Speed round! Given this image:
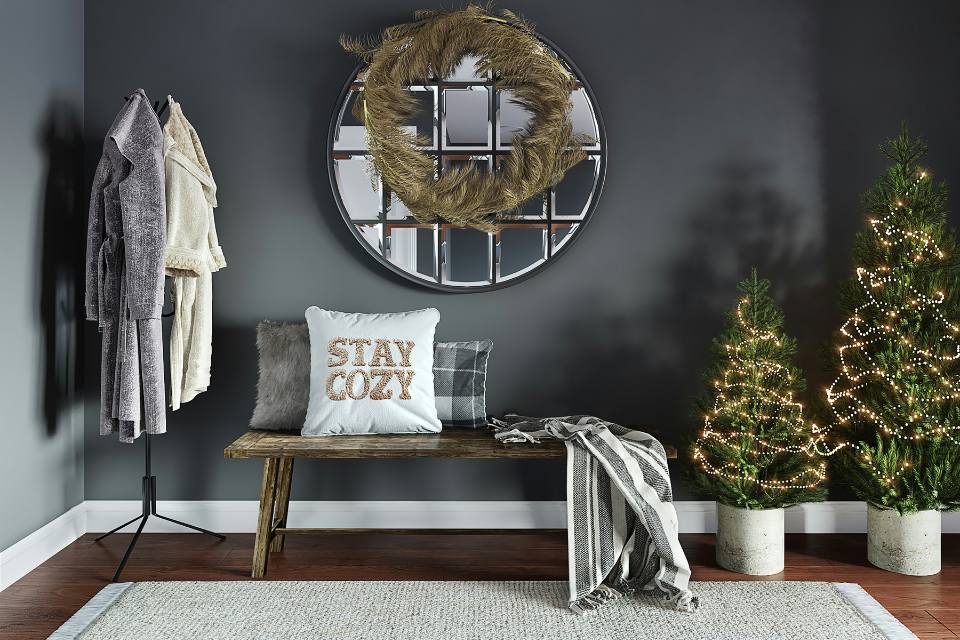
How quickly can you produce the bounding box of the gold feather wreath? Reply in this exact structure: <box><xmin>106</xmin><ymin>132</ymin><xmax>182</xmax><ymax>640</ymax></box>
<box><xmin>341</xmin><ymin>5</ymin><xmax>589</xmax><ymax>232</ymax></box>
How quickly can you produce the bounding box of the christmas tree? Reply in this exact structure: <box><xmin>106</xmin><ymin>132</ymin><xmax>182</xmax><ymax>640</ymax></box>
<box><xmin>691</xmin><ymin>269</ymin><xmax>828</xmax><ymax>509</ymax></box>
<box><xmin>827</xmin><ymin>128</ymin><xmax>960</xmax><ymax>513</ymax></box>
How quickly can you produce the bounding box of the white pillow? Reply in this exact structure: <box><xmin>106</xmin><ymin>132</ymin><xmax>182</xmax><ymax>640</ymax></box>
<box><xmin>302</xmin><ymin>307</ymin><xmax>442</xmax><ymax>435</ymax></box>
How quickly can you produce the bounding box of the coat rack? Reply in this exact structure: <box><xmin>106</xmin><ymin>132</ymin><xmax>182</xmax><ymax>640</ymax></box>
<box><xmin>94</xmin><ymin>95</ymin><xmax>225</xmax><ymax>583</ymax></box>
<box><xmin>94</xmin><ymin>432</ymin><xmax>225</xmax><ymax>581</ymax></box>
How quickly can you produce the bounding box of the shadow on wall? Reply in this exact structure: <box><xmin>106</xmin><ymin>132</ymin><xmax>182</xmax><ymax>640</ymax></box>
<box><xmin>165</xmin><ymin>323</ymin><xmax>260</xmax><ymax>498</ymax></box>
<box><xmin>535</xmin><ymin>158</ymin><xmax>826</xmax><ymax>463</ymax></box>
<box><xmin>640</xmin><ymin>157</ymin><xmax>828</xmax><ymax>426</ymax></box>
<box><xmin>36</xmin><ymin>99</ymin><xmax>85</xmax><ymax>438</ymax></box>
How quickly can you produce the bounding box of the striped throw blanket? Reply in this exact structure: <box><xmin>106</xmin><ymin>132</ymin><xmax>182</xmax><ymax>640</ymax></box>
<box><xmin>490</xmin><ymin>415</ymin><xmax>698</xmax><ymax>614</ymax></box>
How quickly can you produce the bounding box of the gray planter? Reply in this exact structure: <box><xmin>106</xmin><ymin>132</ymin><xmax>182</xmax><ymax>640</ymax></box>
<box><xmin>715</xmin><ymin>502</ymin><xmax>784</xmax><ymax>575</ymax></box>
<box><xmin>867</xmin><ymin>504</ymin><xmax>941</xmax><ymax>576</ymax></box>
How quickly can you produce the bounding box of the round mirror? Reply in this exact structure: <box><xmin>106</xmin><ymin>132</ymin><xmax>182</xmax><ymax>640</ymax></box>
<box><xmin>328</xmin><ymin>36</ymin><xmax>605</xmax><ymax>292</ymax></box>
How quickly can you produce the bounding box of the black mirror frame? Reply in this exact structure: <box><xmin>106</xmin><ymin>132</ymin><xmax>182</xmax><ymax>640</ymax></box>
<box><xmin>326</xmin><ymin>33</ymin><xmax>607</xmax><ymax>293</ymax></box>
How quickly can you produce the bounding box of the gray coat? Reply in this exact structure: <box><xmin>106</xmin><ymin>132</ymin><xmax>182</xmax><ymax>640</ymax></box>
<box><xmin>85</xmin><ymin>89</ymin><xmax>167</xmax><ymax>442</ymax></box>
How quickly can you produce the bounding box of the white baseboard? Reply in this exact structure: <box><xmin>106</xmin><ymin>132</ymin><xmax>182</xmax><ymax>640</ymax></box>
<box><xmin>4</xmin><ymin>500</ymin><xmax>960</xmax><ymax>592</ymax></box>
<box><xmin>84</xmin><ymin>500</ymin><xmax>570</xmax><ymax>533</ymax></box>
<box><xmin>82</xmin><ymin>499</ymin><xmax>960</xmax><ymax>534</ymax></box>
<box><xmin>0</xmin><ymin>503</ymin><xmax>86</xmax><ymax>590</ymax></box>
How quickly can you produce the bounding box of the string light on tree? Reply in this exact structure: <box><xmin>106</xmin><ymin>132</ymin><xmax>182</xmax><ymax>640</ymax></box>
<box><xmin>690</xmin><ymin>269</ymin><xmax>829</xmax><ymax>509</ymax></box>
<box><xmin>825</xmin><ymin>126</ymin><xmax>960</xmax><ymax>513</ymax></box>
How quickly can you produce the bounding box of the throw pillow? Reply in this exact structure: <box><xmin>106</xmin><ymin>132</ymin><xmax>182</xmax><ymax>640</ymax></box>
<box><xmin>249</xmin><ymin>321</ymin><xmax>310</xmax><ymax>432</ymax></box>
<box><xmin>433</xmin><ymin>340</ymin><xmax>493</xmax><ymax>428</ymax></box>
<box><xmin>302</xmin><ymin>307</ymin><xmax>442</xmax><ymax>435</ymax></box>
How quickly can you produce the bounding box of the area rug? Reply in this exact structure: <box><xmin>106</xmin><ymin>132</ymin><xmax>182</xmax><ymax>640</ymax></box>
<box><xmin>49</xmin><ymin>580</ymin><xmax>915</xmax><ymax>640</ymax></box>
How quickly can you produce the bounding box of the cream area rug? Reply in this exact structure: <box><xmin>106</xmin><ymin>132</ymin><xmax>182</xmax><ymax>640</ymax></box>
<box><xmin>49</xmin><ymin>580</ymin><xmax>915</xmax><ymax>640</ymax></box>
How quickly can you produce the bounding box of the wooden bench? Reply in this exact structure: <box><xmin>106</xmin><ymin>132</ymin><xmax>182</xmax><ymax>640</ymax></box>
<box><xmin>225</xmin><ymin>429</ymin><xmax>677</xmax><ymax>578</ymax></box>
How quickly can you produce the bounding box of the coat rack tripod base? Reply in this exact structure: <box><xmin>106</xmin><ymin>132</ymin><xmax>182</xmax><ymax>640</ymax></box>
<box><xmin>94</xmin><ymin>433</ymin><xmax>225</xmax><ymax>582</ymax></box>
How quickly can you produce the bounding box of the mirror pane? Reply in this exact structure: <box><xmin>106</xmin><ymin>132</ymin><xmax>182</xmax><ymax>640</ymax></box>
<box><xmin>554</xmin><ymin>157</ymin><xmax>599</xmax><ymax>218</ymax></box>
<box><xmin>570</xmin><ymin>88</ymin><xmax>599</xmax><ymax>146</ymax></box>
<box><xmin>335</xmin><ymin>156</ymin><xmax>381</xmax><ymax>219</ymax></box>
<box><xmin>444</xmin><ymin>227</ymin><xmax>492</xmax><ymax>284</ymax></box>
<box><xmin>444</xmin><ymin>87</ymin><xmax>490</xmax><ymax>148</ymax></box>
<box><xmin>335</xmin><ymin>127</ymin><xmax>368</xmax><ymax>151</ymax></box>
<box><xmin>356</xmin><ymin>224</ymin><xmax>383</xmax><ymax>254</ymax></box>
<box><xmin>498</xmin><ymin>226</ymin><xmax>547</xmax><ymax>279</ymax></box>
<box><xmin>552</xmin><ymin>223</ymin><xmax>579</xmax><ymax>252</ymax></box>
<box><xmin>497</xmin><ymin>90</ymin><xmax>532</xmax><ymax>146</ymax></box>
<box><xmin>406</xmin><ymin>88</ymin><xmax>437</xmax><ymax>147</ymax></box>
<box><xmin>387</xmin><ymin>191</ymin><xmax>413</xmax><ymax>220</ymax></box>
<box><xmin>447</xmin><ymin>54</ymin><xmax>486</xmax><ymax>81</ymax></box>
<box><xmin>334</xmin><ymin>91</ymin><xmax>367</xmax><ymax>150</ymax></box>
<box><xmin>514</xmin><ymin>192</ymin><xmax>546</xmax><ymax>219</ymax></box>
<box><xmin>387</xmin><ymin>226</ymin><xmax>437</xmax><ymax>279</ymax></box>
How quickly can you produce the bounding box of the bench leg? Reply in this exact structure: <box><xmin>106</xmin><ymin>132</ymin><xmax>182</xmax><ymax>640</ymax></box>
<box><xmin>252</xmin><ymin>457</ymin><xmax>280</xmax><ymax>578</ymax></box>
<box><xmin>270</xmin><ymin>458</ymin><xmax>294</xmax><ymax>553</ymax></box>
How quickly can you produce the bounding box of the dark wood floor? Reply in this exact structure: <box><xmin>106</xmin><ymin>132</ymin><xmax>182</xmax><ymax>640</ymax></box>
<box><xmin>1</xmin><ymin>533</ymin><xmax>957</xmax><ymax>639</ymax></box>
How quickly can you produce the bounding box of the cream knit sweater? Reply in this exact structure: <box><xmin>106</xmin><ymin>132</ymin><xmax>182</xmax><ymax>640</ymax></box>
<box><xmin>163</xmin><ymin>97</ymin><xmax>226</xmax><ymax>410</ymax></box>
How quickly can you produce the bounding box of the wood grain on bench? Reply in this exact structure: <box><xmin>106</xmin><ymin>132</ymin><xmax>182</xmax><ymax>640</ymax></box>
<box><xmin>224</xmin><ymin>428</ymin><xmax>678</xmax><ymax>460</ymax></box>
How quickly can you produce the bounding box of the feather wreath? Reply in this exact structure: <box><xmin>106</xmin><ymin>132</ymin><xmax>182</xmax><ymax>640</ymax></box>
<box><xmin>341</xmin><ymin>5</ymin><xmax>590</xmax><ymax>232</ymax></box>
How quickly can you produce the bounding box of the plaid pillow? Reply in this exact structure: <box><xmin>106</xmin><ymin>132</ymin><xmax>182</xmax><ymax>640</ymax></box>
<box><xmin>433</xmin><ymin>340</ymin><xmax>493</xmax><ymax>428</ymax></box>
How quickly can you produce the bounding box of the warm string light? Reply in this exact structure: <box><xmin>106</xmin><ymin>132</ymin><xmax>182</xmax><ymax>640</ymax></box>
<box><xmin>693</xmin><ymin>297</ymin><xmax>831</xmax><ymax>491</ymax></box>
<box><xmin>693</xmin><ymin>449</ymin><xmax>827</xmax><ymax>488</ymax></box>
<box><xmin>850</xmin><ymin>446</ymin><xmax>914</xmax><ymax>488</ymax></box>
<box><xmin>825</xmin><ymin>169</ymin><xmax>959</xmax><ymax>488</ymax></box>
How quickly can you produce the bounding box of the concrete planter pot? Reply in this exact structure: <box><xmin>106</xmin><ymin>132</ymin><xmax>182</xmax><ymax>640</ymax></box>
<box><xmin>867</xmin><ymin>505</ymin><xmax>941</xmax><ymax>576</ymax></box>
<box><xmin>715</xmin><ymin>502</ymin><xmax>784</xmax><ymax>575</ymax></box>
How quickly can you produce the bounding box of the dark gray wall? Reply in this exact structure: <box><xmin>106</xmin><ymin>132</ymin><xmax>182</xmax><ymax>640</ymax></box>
<box><xmin>0</xmin><ymin>0</ymin><xmax>84</xmax><ymax>549</ymax></box>
<box><xmin>83</xmin><ymin>0</ymin><xmax>960</xmax><ymax>503</ymax></box>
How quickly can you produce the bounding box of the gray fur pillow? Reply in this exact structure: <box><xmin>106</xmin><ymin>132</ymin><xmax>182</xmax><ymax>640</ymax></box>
<box><xmin>250</xmin><ymin>321</ymin><xmax>310</xmax><ymax>432</ymax></box>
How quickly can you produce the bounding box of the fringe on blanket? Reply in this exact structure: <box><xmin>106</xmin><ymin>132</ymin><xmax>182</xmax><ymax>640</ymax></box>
<box><xmin>571</xmin><ymin>581</ymin><xmax>699</xmax><ymax>615</ymax></box>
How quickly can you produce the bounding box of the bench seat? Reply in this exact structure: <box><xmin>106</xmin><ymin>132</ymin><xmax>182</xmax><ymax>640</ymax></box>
<box><xmin>225</xmin><ymin>428</ymin><xmax>677</xmax><ymax>459</ymax></box>
<box><xmin>225</xmin><ymin>428</ymin><xmax>676</xmax><ymax>577</ymax></box>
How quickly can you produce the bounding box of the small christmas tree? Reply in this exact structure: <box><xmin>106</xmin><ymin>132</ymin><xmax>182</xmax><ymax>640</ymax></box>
<box><xmin>691</xmin><ymin>269</ymin><xmax>828</xmax><ymax>509</ymax></box>
<box><xmin>827</xmin><ymin>127</ymin><xmax>960</xmax><ymax>514</ymax></box>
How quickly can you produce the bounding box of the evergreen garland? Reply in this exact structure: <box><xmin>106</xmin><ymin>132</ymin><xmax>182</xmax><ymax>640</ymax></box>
<box><xmin>827</xmin><ymin>127</ymin><xmax>960</xmax><ymax>514</ymax></box>
<box><xmin>691</xmin><ymin>269</ymin><xmax>828</xmax><ymax>509</ymax></box>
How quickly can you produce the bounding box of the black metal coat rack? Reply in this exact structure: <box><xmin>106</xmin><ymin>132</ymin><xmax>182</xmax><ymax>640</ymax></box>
<box><xmin>94</xmin><ymin>95</ymin><xmax>225</xmax><ymax>583</ymax></box>
<box><xmin>94</xmin><ymin>433</ymin><xmax>225</xmax><ymax>581</ymax></box>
